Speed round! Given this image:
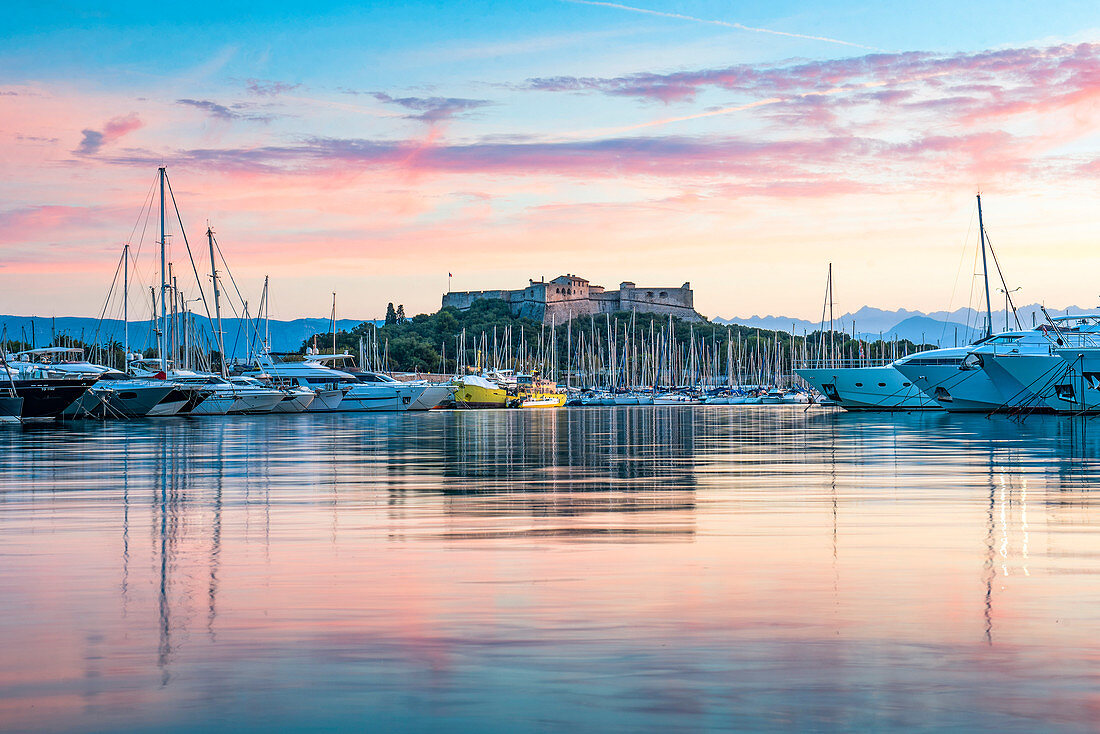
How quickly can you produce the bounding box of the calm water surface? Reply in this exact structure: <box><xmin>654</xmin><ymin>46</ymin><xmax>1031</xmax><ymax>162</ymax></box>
<box><xmin>1</xmin><ymin>407</ymin><xmax>1099</xmax><ymax>732</ymax></box>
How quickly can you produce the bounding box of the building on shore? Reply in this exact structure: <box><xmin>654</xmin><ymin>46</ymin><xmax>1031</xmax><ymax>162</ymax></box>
<box><xmin>442</xmin><ymin>274</ymin><xmax>703</xmax><ymax>324</ymax></box>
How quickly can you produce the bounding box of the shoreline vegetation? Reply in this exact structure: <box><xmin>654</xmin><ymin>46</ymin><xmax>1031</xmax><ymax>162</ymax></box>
<box><xmin>298</xmin><ymin>299</ymin><xmax>938</xmax><ymax>377</ymax></box>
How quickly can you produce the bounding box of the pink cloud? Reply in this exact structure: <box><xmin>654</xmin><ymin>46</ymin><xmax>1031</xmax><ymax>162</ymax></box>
<box><xmin>73</xmin><ymin>113</ymin><xmax>143</xmax><ymax>156</ymax></box>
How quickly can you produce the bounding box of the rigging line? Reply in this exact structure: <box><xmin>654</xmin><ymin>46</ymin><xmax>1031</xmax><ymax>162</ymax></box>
<box><xmin>982</xmin><ymin>230</ymin><xmax>1022</xmax><ymax>330</ymax></box>
<box><xmin>964</xmin><ymin>234</ymin><xmax>980</xmax><ymax>339</ymax></box>
<box><xmin>91</xmin><ymin>247</ymin><xmax>127</xmax><ymax>352</ymax></box>
<box><xmin>942</xmin><ymin>208</ymin><xmax>976</xmax><ymax>346</ymax></box>
<box><xmin>164</xmin><ymin>173</ymin><xmax>216</xmax><ymax>344</ymax></box>
<box><xmin>127</xmin><ymin>179</ymin><xmax>162</xmax><ymax>325</ymax></box>
<box><xmin>129</xmin><ymin>174</ymin><xmax>159</xmax><ymax>285</ymax></box>
<box><xmin>126</xmin><ymin>174</ymin><xmax>158</xmax><ymax>252</ymax></box>
<box><xmin>212</xmin><ymin>234</ymin><xmax>267</xmax><ymax>349</ymax></box>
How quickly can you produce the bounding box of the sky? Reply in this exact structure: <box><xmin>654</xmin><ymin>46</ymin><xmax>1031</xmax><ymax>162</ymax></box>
<box><xmin>1</xmin><ymin>1</ymin><xmax>1098</xmax><ymax>321</ymax></box>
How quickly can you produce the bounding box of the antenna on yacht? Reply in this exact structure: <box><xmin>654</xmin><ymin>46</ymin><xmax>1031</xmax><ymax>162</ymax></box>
<box><xmin>977</xmin><ymin>193</ymin><xmax>993</xmax><ymax>339</ymax></box>
<box><xmin>207</xmin><ymin>224</ymin><xmax>228</xmax><ymax>378</ymax></box>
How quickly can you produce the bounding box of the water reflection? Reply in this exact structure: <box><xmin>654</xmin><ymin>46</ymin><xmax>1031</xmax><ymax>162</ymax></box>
<box><xmin>1</xmin><ymin>408</ymin><xmax>1099</xmax><ymax>732</ymax></box>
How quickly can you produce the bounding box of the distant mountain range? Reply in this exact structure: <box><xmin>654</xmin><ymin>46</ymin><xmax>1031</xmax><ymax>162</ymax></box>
<box><xmin>0</xmin><ymin>315</ymin><xmax>380</xmax><ymax>358</ymax></box>
<box><xmin>714</xmin><ymin>303</ymin><xmax>1091</xmax><ymax>346</ymax></box>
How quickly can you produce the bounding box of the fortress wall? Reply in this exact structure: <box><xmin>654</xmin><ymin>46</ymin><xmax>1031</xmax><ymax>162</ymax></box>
<box><xmin>442</xmin><ymin>290</ymin><xmax>507</xmax><ymax>310</ymax></box>
<box><xmin>442</xmin><ymin>277</ymin><xmax>701</xmax><ymax>324</ymax></box>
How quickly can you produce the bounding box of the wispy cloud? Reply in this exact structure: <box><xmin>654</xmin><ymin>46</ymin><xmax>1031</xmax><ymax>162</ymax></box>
<box><xmin>176</xmin><ymin>98</ymin><xmax>276</xmax><ymax>123</ymax></box>
<box><xmin>523</xmin><ymin>42</ymin><xmax>1100</xmax><ymax>118</ymax></box>
<box><xmin>371</xmin><ymin>93</ymin><xmax>494</xmax><ymax>122</ymax></box>
<box><xmin>561</xmin><ymin>0</ymin><xmax>883</xmax><ymax>51</ymax></box>
<box><xmin>72</xmin><ymin>113</ymin><xmax>143</xmax><ymax>156</ymax></box>
<box><xmin>245</xmin><ymin>78</ymin><xmax>301</xmax><ymax>96</ymax></box>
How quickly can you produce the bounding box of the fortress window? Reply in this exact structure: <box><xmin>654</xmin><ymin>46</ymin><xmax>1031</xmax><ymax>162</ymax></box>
<box><xmin>660</xmin><ymin>291</ymin><xmax>667</xmax><ymax>298</ymax></box>
<box><xmin>647</xmin><ymin>291</ymin><xmax>654</xmax><ymax>298</ymax></box>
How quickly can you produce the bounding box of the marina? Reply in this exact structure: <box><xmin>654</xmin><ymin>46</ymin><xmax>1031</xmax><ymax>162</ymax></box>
<box><xmin>4</xmin><ymin>2</ymin><xmax>1100</xmax><ymax>730</ymax></box>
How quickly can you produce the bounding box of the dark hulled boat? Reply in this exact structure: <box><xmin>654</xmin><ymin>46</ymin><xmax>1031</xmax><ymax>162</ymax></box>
<box><xmin>0</xmin><ymin>394</ymin><xmax>22</xmax><ymax>423</ymax></box>
<box><xmin>12</xmin><ymin>377</ymin><xmax>98</xmax><ymax>419</ymax></box>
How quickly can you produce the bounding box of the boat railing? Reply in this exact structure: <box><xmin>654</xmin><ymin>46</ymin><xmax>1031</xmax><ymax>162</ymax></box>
<box><xmin>795</xmin><ymin>359</ymin><xmax>895</xmax><ymax>369</ymax></box>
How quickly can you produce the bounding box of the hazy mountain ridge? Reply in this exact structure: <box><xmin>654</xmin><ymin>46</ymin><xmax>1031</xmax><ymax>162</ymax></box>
<box><xmin>715</xmin><ymin>303</ymin><xmax>1092</xmax><ymax>345</ymax></box>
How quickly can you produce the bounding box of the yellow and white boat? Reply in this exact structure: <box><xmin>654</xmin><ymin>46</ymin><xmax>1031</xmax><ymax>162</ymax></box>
<box><xmin>514</xmin><ymin>374</ymin><xmax>566</xmax><ymax>409</ymax></box>
<box><xmin>452</xmin><ymin>374</ymin><xmax>509</xmax><ymax>408</ymax></box>
<box><xmin>451</xmin><ymin>372</ymin><xmax>566</xmax><ymax>409</ymax></box>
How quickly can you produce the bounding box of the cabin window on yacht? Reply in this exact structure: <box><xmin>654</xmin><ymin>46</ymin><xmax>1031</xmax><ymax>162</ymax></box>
<box><xmin>877</xmin><ymin>382</ymin><xmax>886</xmax><ymax>387</ymax></box>
<box><xmin>1055</xmin><ymin>384</ymin><xmax>1076</xmax><ymax>401</ymax></box>
<box><xmin>904</xmin><ymin>357</ymin><xmax>964</xmax><ymax>366</ymax></box>
<box><xmin>854</xmin><ymin>382</ymin><xmax>863</xmax><ymax>387</ymax></box>
<box><xmin>118</xmin><ymin>392</ymin><xmax>138</xmax><ymax>400</ymax></box>
<box><xmin>902</xmin><ymin>382</ymin><xmax>911</xmax><ymax>387</ymax></box>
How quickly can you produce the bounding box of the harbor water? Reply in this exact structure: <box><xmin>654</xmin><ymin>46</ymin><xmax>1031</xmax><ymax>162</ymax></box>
<box><xmin>1</xmin><ymin>407</ymin><xmax>1099</xmax><ymax>732</ymax></box>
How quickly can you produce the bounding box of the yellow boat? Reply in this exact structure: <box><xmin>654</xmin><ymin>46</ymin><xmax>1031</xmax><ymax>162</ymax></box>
<box><xmin>451</xmin><ymin>372</ymin><xmax>566</xmax><ymax>409</ymax></box>
<box><xmin>452</xmin><ymin>374</ymin><xmax>509</xmax><ymax>408</ymax></box>
<box><xmin>514</xmin><ymin>374</ymin><xmax>567</xmax><ymax>409</ymax></box>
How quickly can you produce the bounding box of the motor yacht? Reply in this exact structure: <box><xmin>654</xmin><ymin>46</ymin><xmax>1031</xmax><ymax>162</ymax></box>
<box><xmin>310</xmin><ymin>354</ymin><xmax>451</xmax><ymax>411</ymax></box>
<box><xmin>128</xmin><ymin>359</ymin><xmax>277</xmax><ymax>414</ymax></box>
<box><xmin>795</xmin><ymin>361</ymin><xmax>938</xmax><ymax>411</ymax></box>
<box><xmin>949</xmin><ymin>317</ymin><xmax>1100</xmax><ymax>413</ymax></box>
<box><xmin>0</xmin><ymin>361</ymin><xmax>98</xmax><ymax>419</ymax></box>
<box><xmin>12</xmin><ymin>348</ymin><xmax>177</xmax><ymax>418</ymax></box>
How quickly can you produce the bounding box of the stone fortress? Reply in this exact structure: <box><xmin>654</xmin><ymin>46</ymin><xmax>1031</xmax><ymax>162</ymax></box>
<box><xmin>442</xmin><ymin>274</ymin><xmax>702</xmax><ymax>324</ymax></box>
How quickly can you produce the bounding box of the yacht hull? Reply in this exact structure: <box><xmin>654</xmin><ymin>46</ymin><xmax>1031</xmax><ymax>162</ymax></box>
<box><xmin>272</xmin><ymin>392</ymin><xmax>316</xmax><ymax>413</ymax></box>
<box><xmin>90</xmin><ymin>383</ymin><xmax>176</xmax><ymax>418</ymax></box>
<box><xmin>229</xmin><ymin>392</ymin><xmax>285</xmax><ymax>414</ymax></box>
<box><xmin>0</xmin><ymin>396</ymin><xmax>22</xmax><ymax>423</ymax></box>
<box><xmin>13</xmin><ymin>378</ymin><xmax>98</xmax><ymax>419</ymax></box>
<box><xmin>407</xmin><ymin>385</ymin><xmax>453</xmax><ymax>411</ymax></box>
<box><xmin>147</xmin><ymin>388</ymin><xmax>193</xmax><ymax>416</ymax></box>
<box><xmin>796</xmin><ymin>367</ymin><xmax>938</xmax><ymax>411</ymax></box>
<box><xmin>306</xmin><ymin>388</ymin><xmax>345</xmax><ymax>412</ymax></box>
<box><xmin>60</xmin><ymin>391</ymin><xmax>106</xmax><ymax>419</ymax></box>
<box><xmin>190</xmin><ymin>394</ymin><xmax>236</xmax><ymax>415</ymax></box>
<box><xmin>893</xmin><ymin>362</ymin><xmax>1012</xmax><ymax>413</ymax></box>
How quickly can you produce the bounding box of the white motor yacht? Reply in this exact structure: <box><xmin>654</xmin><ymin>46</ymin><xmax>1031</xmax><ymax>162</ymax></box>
<box><xmin>957</xmin><ymin>316</ymin><xmax>1100</xmax><ymax>413</ymax></box>
<box><xmin>891</xmin><ymin>346</ymin><xmax>1010</xmax><ymax>413</ymax></box>
<box><xmin>129</xmin><ymin>359</ymin><xmax>280</xmax><ymax>414</ymax></box>
<box><xmin>257</xmin><ymin>353</ymin><xmax>443</xmax><ymax>412</ymax></box>
<box><xmin>310</xmin><ymin>354</ymin><xmax>450</xmax><ymax>411</ymax></box>
<box><xmin>796</xmin><ymin>362</ymin><xmax>938</xmax><ymax>411</ymax></box>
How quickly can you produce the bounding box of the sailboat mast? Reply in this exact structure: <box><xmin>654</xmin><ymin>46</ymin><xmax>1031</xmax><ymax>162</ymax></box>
<box><xmin>123</xmin><ymin>242</ymin><xmax>129</xmax><ymax>372</ymax></box>
<box><xmin>263</xmin><ymin>276</ymin><xmax>270</xmax><ymax>354</ymax></box>
<box><xmin>977</xmin><ymin>194</ymin><xmax>993</xmax><ymax>339</ymax></box>
<box><xmin>158</xmin><ymin>167</ymin><xmax>168</xmax><ymax>373</ymax></box>
<box><xmin>331</xmin><ymin>293</ymin><xmax>336</xmax><ymax>356</ymax></box>
<box><xmin>828</xmin><ymin>263</ymin><xmax>834</xmax><ymax>368</ymax></box>
<box><xmin>207</xmin><ymin>225</ymin><xmax>227</xmax><ymax>378</ymax></box>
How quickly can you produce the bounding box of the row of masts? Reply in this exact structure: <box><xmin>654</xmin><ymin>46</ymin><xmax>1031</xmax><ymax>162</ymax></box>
<box><xmin>348</xmin><ymin>313</ymin><xmax>895</xmax><ymax>389</ymax></box>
